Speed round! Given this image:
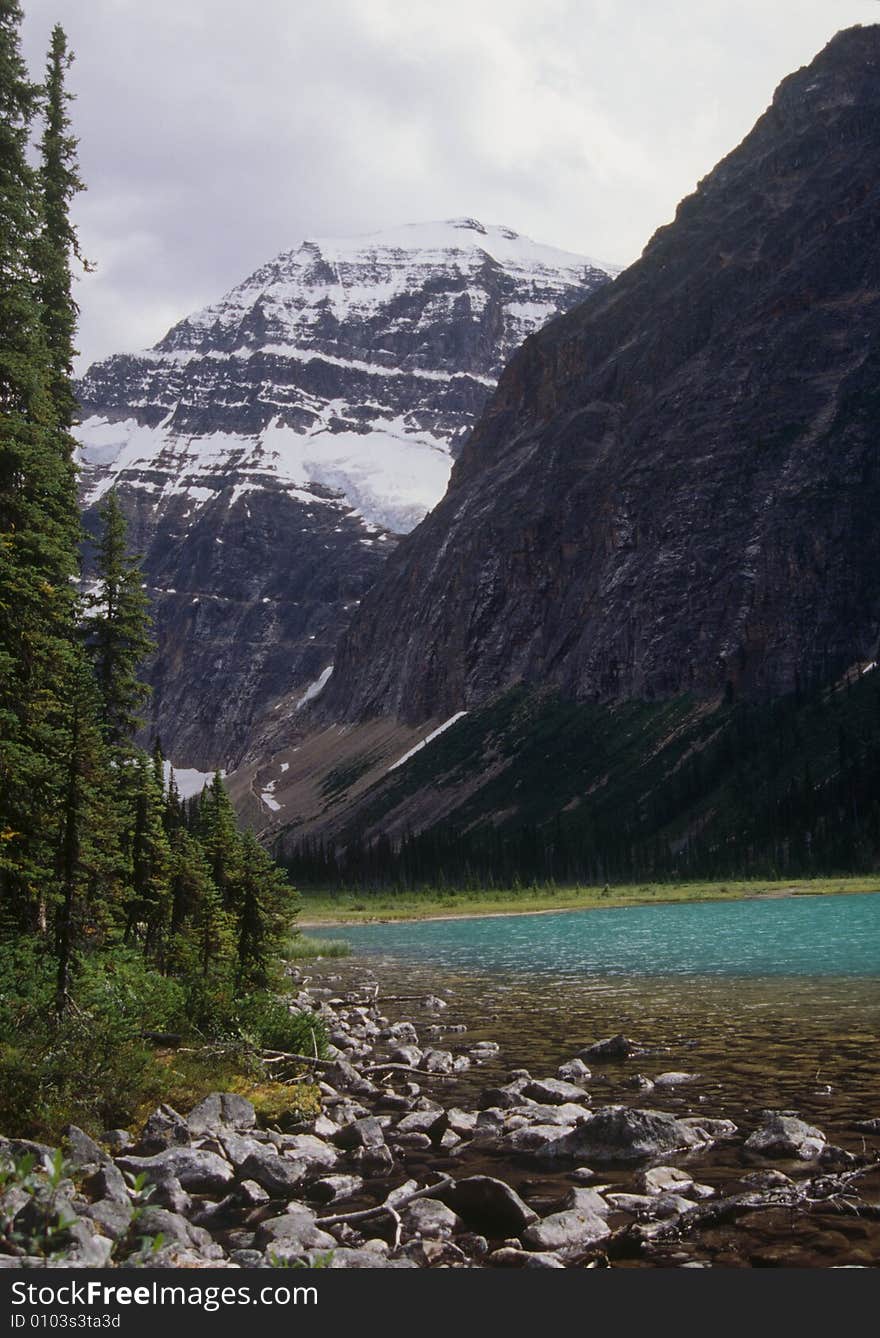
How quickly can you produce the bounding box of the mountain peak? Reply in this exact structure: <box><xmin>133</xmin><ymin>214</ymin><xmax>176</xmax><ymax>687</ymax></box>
<box><xmin>75</xmin><ymin>220</ymin><xmax>615</xmax><ymax>768</ymax></box>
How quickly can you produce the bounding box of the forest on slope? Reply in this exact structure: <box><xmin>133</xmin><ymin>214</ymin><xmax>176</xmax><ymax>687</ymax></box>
<box><xmin>0</xmin><ymin>4</ymin><xmax>318</xmax><ymax>1140</ymax></box>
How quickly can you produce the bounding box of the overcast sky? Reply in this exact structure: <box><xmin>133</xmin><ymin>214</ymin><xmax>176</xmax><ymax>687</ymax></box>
<box><xmin>21</xmin><ymin>0</ymin><xmax>880</xmax><ymax>371</ymax></box>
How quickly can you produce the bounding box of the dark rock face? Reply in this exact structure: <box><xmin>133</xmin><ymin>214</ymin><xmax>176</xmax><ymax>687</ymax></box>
<box><xmin>75</xmin><ymin>220</ymin><xmax>611</xmax><ymax>770</ymax></box>
<box><xmin>326</xmin><ymin>28</ymin><xmax>880</xmax><ymax>727</ymax></box>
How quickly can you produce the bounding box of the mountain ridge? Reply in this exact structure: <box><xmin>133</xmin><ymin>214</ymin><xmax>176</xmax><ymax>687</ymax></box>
<box><xmin>75</xmin><ymin>218</ymin><xmax>614</xmax><ymax>767</ymax></box>
<box><xmin>321</xmin><ymin>25</ymin><xmax>880</xmax><ymax>728</ymax></box>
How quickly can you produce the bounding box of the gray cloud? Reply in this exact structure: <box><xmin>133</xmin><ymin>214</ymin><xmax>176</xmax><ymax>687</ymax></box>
<box><xmin>21</xmin><ymin>0</ymin><xmax>880</xmax><ymax>370</ymax></box>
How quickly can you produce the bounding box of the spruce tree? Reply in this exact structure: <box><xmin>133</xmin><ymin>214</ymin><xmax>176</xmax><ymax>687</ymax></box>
<box><xmin>122</xmin><ymin>752</ymin><xmax>171</xmax><ymax>959</ymax></box>
<box><xmin>235</xmin><ymin>830</ymin><xmax>286</xmax><ymax>988</ymax></box>
<box><xmin>88</xmin><ymin>490</ymin><xmax>153</xmax><ymax>754</ymax></box>
<box><xmin>197</xmin><ymin>772</ymin><xmax>241</xmax><ymax>910</ymax></box>
<box><xmin>0</xmin><ymin>0</ymin><xmax>81</xmax><ymax>933</ymax></box>
<box><xmin>53</xmin><ymin>653</ymin><xmax>122</xmax><ymax>1010</ymax></box>
<box><xmin>35</xmin><ymin>23</ymin><xmax>88</xmax><ymax>433</ymax></box>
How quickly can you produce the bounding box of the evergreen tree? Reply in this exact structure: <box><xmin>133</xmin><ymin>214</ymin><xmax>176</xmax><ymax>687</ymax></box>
<box><xmin>122</xmin><ymin>753</ymin><xmax>171</xmax><ymax>959</ymax></box>
<box><xmin>35</xmin><ymin>23</ymin><xmax>88</xmax><ymax>432</ymax></box>
<box><xmin>235</xmin><ymin>829</ymin><xmax>296</xmax><ymax>988</ymax></box>
<box><xmin>197</xmin><ymin>772</ymin><xmax>241</xmax><ymax>910</ymax></box>
<box><xmin>0</xmin><ymin>0</ymin><xmax>81</xmax><ymax>933</ymax></box>
<box><xmin>87</xmin><ymin>490</ymin><xmax>153</xmax><ymax>753</ymax></box>
<box><xmin>53</xmin><ymin>653</ymin><xmax>122</xmax><ymax>1011</ymax></box>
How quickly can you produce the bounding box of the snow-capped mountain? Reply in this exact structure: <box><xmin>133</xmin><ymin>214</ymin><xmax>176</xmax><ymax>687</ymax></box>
<box><xmin>75</xmin><ymin>218</ymin><xmax>617</xmax><ymax>769</ymax></box>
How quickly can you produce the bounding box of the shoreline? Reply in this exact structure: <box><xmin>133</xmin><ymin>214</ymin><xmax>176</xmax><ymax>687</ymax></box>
<box><xmin>296</xmin><ymin>876</ymin><xmax>880</xmax><ymax>928</ymax></box>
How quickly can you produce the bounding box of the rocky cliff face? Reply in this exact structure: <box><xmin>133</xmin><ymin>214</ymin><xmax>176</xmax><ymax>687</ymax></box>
<box><xmin>324</xmin><ymin>27</ymin><xmax>880</xmax><ymax>728</ymax></box>
<box><xmin>75</xmin><ymin>220</ymin><xmax>613</xmax><ymax>767</ymax></box>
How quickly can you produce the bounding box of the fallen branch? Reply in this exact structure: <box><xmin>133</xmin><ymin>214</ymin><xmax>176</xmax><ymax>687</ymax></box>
<box><xmin>259</xmin><ymin>1049</ymin><xmax>338</xmax><ymax>1070</ymax></box>
<box><xmin>361</xmin><ymin>1061</ymin><xmax>455</xmax><ymax>1079</ymax></box>
<box><xmin>317</xmin><ymin>1175</ymin><xmax>455</xmax><ymax>1227</ymax></box>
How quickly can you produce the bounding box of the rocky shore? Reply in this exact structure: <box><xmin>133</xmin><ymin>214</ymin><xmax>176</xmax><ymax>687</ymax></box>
<box><xmin>2</xmin><ymin>970</ymin><xmax>878</xmax><ymax>1269</ymax></box>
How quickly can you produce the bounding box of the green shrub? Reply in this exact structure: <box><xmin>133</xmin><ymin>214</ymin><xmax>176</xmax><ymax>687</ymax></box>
<box><xmin>281</xmin><ymin>935</ymin><xmax>352</xmax><ymax>960</ymax></box>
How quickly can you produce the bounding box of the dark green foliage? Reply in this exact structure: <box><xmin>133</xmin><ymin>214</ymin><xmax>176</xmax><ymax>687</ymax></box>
<box><xmin>284</xmin><ymin>672</ymin><xmax>880</xmax><ymax>890</ymax></box>
<box><xmin>35</xmin><ymin>23</ymin><xmax>88</xmax><ymax>431</ymax></box>
<box><xmin>0</xmin><ymin>7</ymin><xmax>303</xmax><ymax>1139</ymax></box>
<box><xmin>87</xmin><ymin>490</ymin><xmax>153</xmax><ymax>752</ymax></box>
<box><xmin>0</xmin><ymin>6</ymin><xmax>81</xmax><ymax>935</ymax></box>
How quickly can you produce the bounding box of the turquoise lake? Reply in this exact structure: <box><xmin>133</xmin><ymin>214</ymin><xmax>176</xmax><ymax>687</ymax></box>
<box><xmin>319</xmin><ymin>892</ymin><xmax>880</xmax><ymax>977</ymax></box>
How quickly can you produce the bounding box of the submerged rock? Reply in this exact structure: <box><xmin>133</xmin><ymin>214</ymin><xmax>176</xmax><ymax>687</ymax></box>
<box><xmin>540</xmin><ymin>1107</ymin><xmax>709</xmax><ymax>1164</ymax></box>
<box><xmin>744</xmin><ymin>1113</ymin><xmax>826</xmax><ymax>1160</ymax></box>
<box><xmin>578</xmin><ymin>1035</ymin><xmax>639</xmax><ymax>1061</ymax></box>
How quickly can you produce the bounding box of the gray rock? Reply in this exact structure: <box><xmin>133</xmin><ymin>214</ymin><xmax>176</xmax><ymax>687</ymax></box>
<box><xmin>421</xmin><ymin>1048</ymin><xmax>454</xmax><ymax>1073</ymax></box>
<box><xmin>116</xmin><ymin>1147</ymin><xmax>234</xmax><ymax>1194</ymax></box>
<box><xmin>82</xmin><ymin>1162</ymin><xmax>129</xmax><ymax>1205</ymax></box>
<box><xmin>605</xmin><ymin>1192</ymin><xmax>657</xmax><ymax>1214</ymax></box>
<box><xmin>654</xmin><ymin>1072</ymin><xmax>699</xmax><ymax>1087</ymax></box>
<box><xmin>523</xmin><ymin>1205</ymin><xmax>610</xmax><ymax>1254</ymax></box>
<box><xmin>240</xmin><ymin>1148</ymin><xmax>308</xmax><ymax>1198</ymax></box>
<box><xmin>557</xmin><ymin>1059</ymin><xmax>591</xmax><ymax>1084</ymax></box>
<box><xmin>740</xmin><ymin>1169</ymin><xmax>795</xmax><ymax>1190</ymax></box>
<box><xmin>389</xmin><ymin>1044</ymin><xmax>422</xmax><ymax>1067</ymax></box>
<box><xmin>480</xmin><ymin>1083</ymin><xmax>527</xmax><ymax>1110</ymax></box>
<box><xmin>486</xmin><ymin>1246</ymin><xmax>534</xmax><ymax>1267</ymax></box>
<box><xmin>395</xmin><ymin>1108</ymin><xmax>448</xmax><ymax>1139</ymax></box>
<box><xmin>403</xmin><ymin>1197</ymin><xmax>463</xmax><ymax>1239</ymax></box>
<box><xmin>101</xmin><ymin>1129</ymin><xmax>133</xmax><ymax>1153</ymax></box>
<box><xmin>237</xmin><ymin>1178</ymin><xmax>271</xmax><ymax>1206</ymax></box>
<box><xmin>393</xmin><ymin>1132</ymin><xmax>433</xmax><ymax>1151</ymax></box>
<box><xmin>636</xmin><ymin>1166</ymin><xmax>695</xmax><ymax>1197</ymax></box>
<box><xmin>447</xmin><ymin>1109</ymin><xmax>477</xmax><ymax>1137</ymax></box>
<box><xmin>562</xmin><ymin>1187</ymin><xmax>611</xmax><ymax>1217</ymax></box>
<box><xmin>348</xmin><ymin>1145</ymin><xmax>395</xmax><ymax>1176</ymax></box>
<box><xmin>682</xmin><ymin>1116</ymin><xmax>737</xmax><ymax>1139</ymax></box>
<box><xmin>280</xmin><ymin>1135</ymin><xmax>339</xmax><ymax>1172</ymax></box>
<box><xmin>81</xmin><ymin>1198</ymin><xmax>133</xmax><ymax>1241</ymax></box>
<box><xmin>326</xmin><ymin>1061</ymin><xmax>378</xmax><ymax>1097</ymax></box>
<box><xmin>440</xmin><ymin>1176</ymin><xmax>538</xmax><ymax>1235</ymax></box>
<box><xmin>626</xmin><ymin>1074</ymin><xmax>656</xmax><ymax>1093</ymax></box>
<box><xmin>148</xmin><ymin>1175</ymin><xmax>192</xmax><ymax>1216</ymax></box>
<box><xmin>218</xmin><ymin>1133</ymin><xmax>269</xmax><ymax>1171</ymax></box>
<box><xmin>140</xmin><ymin>1104</ymin><xmax>190</xmax><ymax>1152</ymax></box>
<box><xmin>744</xmin><ymin>1113</ymin><xmax>826</xmax><ymax>1160</ymax></box>
<box><xmin>229</xmin><ymin>1248</ymin><xmax>264</xmax><ymax>1267</ymax></box>
<box><xmin>570</xmin><ymin>1166</ymin><xmax>596</xmax><ymax>1183</ymax></box>
<box><xmin>384</xmin><ymin>1022</ymin><xmax>419</xmax><ymax>1044</ymax></box>
<box><xmin>64</xmin><ymin>1219</ymin><xmax>115</xmax><ymax>1267</ymax></box>
<box><xmin>187</xmin><ymin>1092</ymin><xmax>257</xmax><ymax>1136</ymax></box>
<box><xmin>334</xmin><ymin>1116</ymin><xmax>386</xmax><ymax>1151</ymax></box>
<box><xmin>307</xmin><ymin>1174</ymin><xmax>364</xmax><ymax>1205</ymax></box>
<box><xmin>503</xmin><ymin>1125</ymin><xmax>573</xmax><ymax>1153</ymax></box>
<box><xmin>515</xmin><ymin>1101</ymin><xmax>589</xmax><ymax>1127</ymax></box>
<box><xmin>256</xmin><ymin>1211</ymin><xmax>337</xmax><ymax>1258</ymax></box>
<box><xmin>578</xmin><ymin>1034</ymin><xmax>638</xmax><ymax>1061</ymax></box>
<box><xmin>304</xmin><ymin>1246</ymin><xmax>418</xmax><ymax>1268</ymax></box>
<box><xmin>540</xmin><ymin>1106</ymin><xmax>709</xmax><ymax>1164</ymax></box>
<box><xmin>135</xmin><ymin>1206</ymin><xmax>224</xmax><ymax>1258</ymax></box>
<box><xmin>522</xmin><ymin>1079</ymin><xmax>590</xmax><ymax>1106</ymax></box>
<box><xmin>62</xmin><ymin>1125</ymin><xmax>108</xmax><ymax>1169</ymax></box>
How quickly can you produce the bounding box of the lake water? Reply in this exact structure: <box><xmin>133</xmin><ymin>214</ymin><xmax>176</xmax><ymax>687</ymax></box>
<box><xmin>304</xmin><ymin>893</ymin><xmax>880</xmax><ymax>1265</ymax></box>
<box><xmin>322</xmin><ymin>892</ymin><xmax>880</xmax><ymax>977</ymax></box>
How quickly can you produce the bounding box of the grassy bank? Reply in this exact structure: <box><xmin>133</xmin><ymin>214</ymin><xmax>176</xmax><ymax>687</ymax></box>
<box><xmin>297</xmin><ymin>875</ymin><xmax>880</xmax><ymax>925</ymax></box>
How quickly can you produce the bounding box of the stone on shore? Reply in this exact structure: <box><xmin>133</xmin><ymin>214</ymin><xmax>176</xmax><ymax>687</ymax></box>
<box><xmin>440</xmin><ymin>1176</ymin><xmax>538</xmax><ymax>1235</ymax></box>
<box><xmin>744</xmin><ymin>1113</ymin><xmax>826</xmax><ymax>1160</ymax></box>
<box><xmin>540</xmin><ymin>1107</ymin><xmax>709</xmax><ymax>1164</ymax></box>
